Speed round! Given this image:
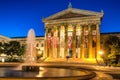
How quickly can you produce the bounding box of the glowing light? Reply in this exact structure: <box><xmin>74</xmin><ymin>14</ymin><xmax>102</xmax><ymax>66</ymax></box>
<box><xmin>99</xmin><ymin>51</ymin><xmax>103</xmax><ymax>55</ymax></box>
<box><xmin>2</xmin><ymin>58</ymin><xmax>5</xmax><ymax>62</ymax></box>
<box><xmin>38</xmin><ymin>51</ymin><xmax>42</xmax><ymax>55</ymax></box>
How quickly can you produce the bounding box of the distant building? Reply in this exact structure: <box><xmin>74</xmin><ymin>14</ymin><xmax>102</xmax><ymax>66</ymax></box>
<box><xmin>0</xmin><ymin>35</ymin><xmax>44</xmax><ymax>56</ymax></box>
<box><xmin>0</xmin><ymin>35</ymin><xmax>11</xmax><ymax>43</ymax></box>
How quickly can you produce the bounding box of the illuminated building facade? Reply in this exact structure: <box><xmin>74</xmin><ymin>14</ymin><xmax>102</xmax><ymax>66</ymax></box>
<box><xmin>42</xmin><ymin>6</ymin><xmax>104</xmax><ymax>60</ymax></box>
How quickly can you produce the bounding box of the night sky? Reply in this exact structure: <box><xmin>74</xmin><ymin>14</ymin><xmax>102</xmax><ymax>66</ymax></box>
<box><xmin>0</xmin><ymin>0</ymin><xmax>120</xmax><ymax>37</ymax></box>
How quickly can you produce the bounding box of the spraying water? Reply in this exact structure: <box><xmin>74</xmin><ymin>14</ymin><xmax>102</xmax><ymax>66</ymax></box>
<box><xmin>25</xmin><ymin>28</ymin><xmax>36</xmax><ymax>63</ymax></box>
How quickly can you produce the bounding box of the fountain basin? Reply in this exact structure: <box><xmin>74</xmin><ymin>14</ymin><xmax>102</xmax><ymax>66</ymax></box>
<box><xmin>0</xmin><ymin>66</ymin><xmax>96</xmax><ymax>80</ymax></box>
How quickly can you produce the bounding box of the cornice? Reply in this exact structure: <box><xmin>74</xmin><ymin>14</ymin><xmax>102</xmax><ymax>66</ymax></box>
<box><xmin>42</xmin><ymin>8</ymin><xmax>103</xmax><ymax>22</ymax></box>
<box><xmin>0</xmin><ymin>35</ymin><xmax>11</xmax><ymax>41</ymax></box>
<box><xmin>44</xmin><ymin>17</ymin><xmax>100</xmax><ymax>27</ymax></box>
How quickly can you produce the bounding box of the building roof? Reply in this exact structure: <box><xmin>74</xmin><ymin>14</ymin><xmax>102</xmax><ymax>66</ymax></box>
<box><xmin>11</xmin><ymin>36</ymin><xmax>44</xmax><ymax>39</ymax></box>
<box><xmin>0</xmin><ymin>35</ymin><xmax>11</xmax><ymax>41</ymax></box>
<box><xmin>42</xmin><ymin>7</ymin><xmax>104</xmax><ymax>22</ymax></box>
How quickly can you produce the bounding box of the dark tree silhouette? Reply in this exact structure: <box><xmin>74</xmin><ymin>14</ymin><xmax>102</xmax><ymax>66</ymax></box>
<box><xmin>104</xmin><ymin>35</ymin><xmax>120</xmax><ymax>66</ymax></box>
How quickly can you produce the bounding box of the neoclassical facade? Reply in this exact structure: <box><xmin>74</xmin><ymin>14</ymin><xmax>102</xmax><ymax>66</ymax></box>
<box><xmin>43</xmin><ymin>7</ymin><xmax>104</xmax><ymax>60</ymax></box>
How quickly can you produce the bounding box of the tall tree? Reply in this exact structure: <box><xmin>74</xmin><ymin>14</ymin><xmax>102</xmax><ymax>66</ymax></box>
<box><xmin>4</xmin><ymin>41</ymin><xmax>25</xmax><ymax>56</ymax></box>
<box><xmin>104</xmin><ymin>35</ymin><xmax>120</xmax><ymax>65</ymax></box>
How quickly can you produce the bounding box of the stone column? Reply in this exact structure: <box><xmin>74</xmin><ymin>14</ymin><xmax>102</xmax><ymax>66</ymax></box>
<box><xmin>72</xmin><ymin>25</ymin><xmax>76</xmax><ymax>58</ymax></box>
<box><xmin>49</xmin><ymin>28</ymin><xmax>53</xmax><ymax>58</ymax></box>
<box><xmin>64</xmin><ymin>25</ymin><xmax>68</xmax><ymax>58</ymax></box>
<box><xmin>81</xmin><ymin>25</ymin><xmax>84</xmax><ymax>59</ymax></box>
<box><xmin>88</xmin><ymin>24</ymin><xmax>92</xmax><ymax>58</ymax></box>
<box><xmin>44</xmin><ymin>27</ymin><xmax>48</xmax><ymax>57</ymax></box>
<box><xmin>79</xmin><ymin>25</ymin><xmax>82</xmax><ymax>58</ymax></box>
<box><xmin>47</xmin><ymin>27</ymin><xmax>51</xmax><ymax>58</ymax></box>
<box><xmin>76</xmin><ymin>24</ymin><xmax>81</xmax><ymax>58</ymax></box>
<box><xmin>67</xmin><ymin>24</ymin><xmax>73</xmax><ymax>58</ymax></box>
<box><xmin>57</xmin><ymin>26</ymin><xmax>60</xmax><ymax>58</ymax></box>
<box><xmin>60</xmin><ymin>25</ymin><xmax>65</xmax><ymax>58</ymax></box>
<box><xmin>53</xmin><ymin>26</ymin><xmax>58</xmax><ymax>58</ymax></box>
<box><xmin>96</xmin><ymin>23</ymin><xmax>101</xmax><ymax>59</ymax></box>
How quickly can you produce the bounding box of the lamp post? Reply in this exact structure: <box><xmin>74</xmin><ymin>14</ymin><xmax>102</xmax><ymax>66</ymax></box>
<box><xmin>99</xmin><ymin>51</ymin><xmax>103</xmax><ymax>56</ymax></box>
<box><xmin>99</xmin><ymin>51</ymin><xmax>104</xmax><ymax>66</ymax></box>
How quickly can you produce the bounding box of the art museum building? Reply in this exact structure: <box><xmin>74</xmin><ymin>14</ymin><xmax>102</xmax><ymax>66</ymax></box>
<box><xmin>0</xmin><ymin>5</ymin><xmax>119</xmax><ymax>62</ymax></box>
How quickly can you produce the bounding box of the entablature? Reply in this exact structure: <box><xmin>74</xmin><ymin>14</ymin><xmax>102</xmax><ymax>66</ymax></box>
<box><xmin>45</xmin><ymin>21</ymin><xmax>100</xmax><ymax>29</ymax></box>
<box><xmin>44</xmin><ymin>16</ymin><xmax>101</xmax><ymax>28</ymax></box>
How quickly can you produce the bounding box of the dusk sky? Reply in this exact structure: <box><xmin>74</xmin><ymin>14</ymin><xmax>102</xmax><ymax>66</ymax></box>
<box><xmin>0</xmin><ymin>0</ymin><xmax>120</xmax><ymax>37</ymax></box>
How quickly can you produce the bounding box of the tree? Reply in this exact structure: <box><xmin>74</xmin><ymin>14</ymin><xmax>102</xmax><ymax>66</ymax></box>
<box><xmin>0</xmin><ymin>42</ymin><xmax>4</xmax><ymax>54</ymax></box>
<box><xmin>104</xmin><ymin>35</ymin><xmax>120</xmax><ymax>66</ymax></box>
<box><xmin>4</xmin><ymin>41</ymin><xmax>25</xmax><ymax>56</ymax></box>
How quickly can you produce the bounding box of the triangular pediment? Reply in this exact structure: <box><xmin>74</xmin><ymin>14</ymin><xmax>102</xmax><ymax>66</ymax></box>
<box><xmin>53</xmin><ymin>12</ymin><xmax>92</xmax><ymax>19</ymax></box>
<box><xmin>43</xmin><ymin>8</ymin><xmax>103</xmax><ymax>21</ymax></box>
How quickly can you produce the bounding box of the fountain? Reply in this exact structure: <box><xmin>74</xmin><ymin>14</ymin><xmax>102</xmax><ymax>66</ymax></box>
<box><xmin>25</xmin><ymin>28</ymin><xmax>36</xmax><ymax>63</ymax></box>
<box><xmin>22</xmin><ymin>28</ymin><xmax>39</xmax><ymax>71</ymax></box>
<box><xmin>0</xmin><ymin>28</ymin><xmax>96</xmax><ymax>80</ymax></box>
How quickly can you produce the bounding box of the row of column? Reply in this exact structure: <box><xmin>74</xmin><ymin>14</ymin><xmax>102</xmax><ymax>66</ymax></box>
<box><xmin>44</xmin><ymin>23</ymin><xmax>101</xmax><ymax>59</ymax></box>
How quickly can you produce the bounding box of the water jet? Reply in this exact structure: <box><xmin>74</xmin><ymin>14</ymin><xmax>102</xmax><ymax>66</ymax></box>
<box><xmin>22</xmin><ymin>28</ymin><xmax>39</xmax><ymax>72</ymax></box>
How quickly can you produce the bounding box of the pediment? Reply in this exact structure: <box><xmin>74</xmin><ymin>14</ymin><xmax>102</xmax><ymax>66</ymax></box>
<box><xmin>43</xmin><ymin>8</ymin><xmax>103</xmax><ymax>21</ymax></box>
<box><xmin>53</xmin><ymin>12</ymin><xmax>92</xmax><ymax>19</ymax></box>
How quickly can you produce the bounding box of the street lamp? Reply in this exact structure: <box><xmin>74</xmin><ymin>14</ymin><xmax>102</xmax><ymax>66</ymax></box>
<box><xmin>1</xmin><ymin>58</ymin><xmax>5</xmax><ymax>62</ymax></box>
<box><xmin>99</xmin><ymin>51</ymin><xmax>105</xmax><ymax>66</ymax></box>
<box><xmin>1</xmin><ymin>53</ymin><xmax>6</xmax><ymax>62</ymax></box>
<box><xmin>99</xmin><ymin>51</ymin><xmax>104</xmax><ymax>59</ymax></box>
<box><xmin>99</xmin><ymin>51</ymin><xmax>103</xmax><ymax>56</ymax></box>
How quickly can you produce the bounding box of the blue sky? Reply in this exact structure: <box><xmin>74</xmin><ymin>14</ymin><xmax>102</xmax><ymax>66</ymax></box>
<box><xmin>0</xmin><ymin>0</ymin><xmax>120</xmax><ymax>37</ymax></box>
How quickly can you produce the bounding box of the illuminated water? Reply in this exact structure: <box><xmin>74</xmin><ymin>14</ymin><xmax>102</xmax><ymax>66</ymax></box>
<box><xmin>25</xmin><ymin>29</ymin><xmax>36</xmax><ymax>63</ymax></box>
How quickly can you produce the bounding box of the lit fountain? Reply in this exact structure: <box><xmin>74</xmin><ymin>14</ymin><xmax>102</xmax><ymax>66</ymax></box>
<box><xmin>0</xmin><ymin>28</ymin><xmax>96</xmax><ymax>80</ymax></box>
<box><xmin>22</xmin><ymin>28</ymin><xmax>39</xmax><ymax>71</ymax></box>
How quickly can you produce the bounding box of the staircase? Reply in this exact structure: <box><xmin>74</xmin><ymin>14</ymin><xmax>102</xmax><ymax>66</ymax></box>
<box><xmin>43</xmin><ymin>58</ymin><xmax>98</xmax><ymax>65</ymax></box>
